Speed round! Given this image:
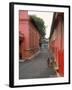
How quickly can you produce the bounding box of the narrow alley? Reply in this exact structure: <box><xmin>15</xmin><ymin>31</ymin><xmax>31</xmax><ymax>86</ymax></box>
<box><xmin>19</xmin><ymin>44</ymin><xmax>57</xmax><ymax>79</ymax></box>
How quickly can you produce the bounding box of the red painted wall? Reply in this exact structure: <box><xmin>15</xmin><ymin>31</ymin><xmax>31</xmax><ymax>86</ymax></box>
<box><xmin>19</xmin><ymin>10</ymin><xmax>30</xmax><ymax>59</ymax></box>
<box><xmin>49</xmin><ymin>13</ymin><xmax>64</xmax><ymax>76</ymax></box>
<box><xmin>19</xmin><ymin>10</ymin><xmax>30</xmax><ymax>49</ymax></box>
<box><xmin>29</xmin><ymin>21</ymin><xmax>40</xmax><ymax>50</ymax></box>
<box><xmin>19</xmin><ymin>10</ymin><xmax>40</xmax><ymax>60</ymax></box>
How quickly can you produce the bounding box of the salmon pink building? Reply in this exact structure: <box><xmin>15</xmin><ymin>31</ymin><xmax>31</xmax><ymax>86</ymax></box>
<box><xmin>19</xmin><ymin>10</ymin><xmax>40</xmax><ymax>60</ymax></box>
<box><xmin>49</xmin><ymin>13</ymin><xmax>64</xmax><ymax>76</ymax></box>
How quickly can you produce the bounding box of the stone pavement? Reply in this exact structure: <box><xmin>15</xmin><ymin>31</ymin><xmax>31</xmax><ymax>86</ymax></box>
<box><xmin>19</xmin><ymin>45</ymin><xmax>57</xmax><ymax>79</ymax></box>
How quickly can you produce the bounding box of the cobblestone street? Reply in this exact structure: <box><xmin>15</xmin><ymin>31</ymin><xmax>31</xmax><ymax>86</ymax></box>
<box><xmin>19</xmin><ymin>44</ymin><xmax>57</xmax><ymax>79</ymax></box>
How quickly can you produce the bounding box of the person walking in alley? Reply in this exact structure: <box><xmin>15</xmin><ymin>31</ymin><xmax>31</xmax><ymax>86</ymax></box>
<box><xmin>47</xmin><ymin>49</ymin><xmax>55</xmax><ymax>67</ymax></box>
<box><xmin>39</xmin><ymin>38</ymin><xmax>42</xmax><ymax>48</ymax></box>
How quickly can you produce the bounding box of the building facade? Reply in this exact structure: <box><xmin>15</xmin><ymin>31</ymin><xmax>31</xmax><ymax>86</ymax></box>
<box><xmin>49</xmin><ymin>13</ymin><xmax>64</xmax><ymax>76</ymax></box>
<box><xmin>19</xmin><ymin>10</ymin><xmax>40</xmax><ymax>60</ymax></box>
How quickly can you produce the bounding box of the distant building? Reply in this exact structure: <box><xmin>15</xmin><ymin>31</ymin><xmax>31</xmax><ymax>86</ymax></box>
<box><xmin>49</xmin><ymin>13</ymin><xmax>64</xmax><ymax>76</ymax></box>
<box><xmin>19</xmin><ymin>10</ymin><xmax>41</xmax><ymax>60</ymax></box>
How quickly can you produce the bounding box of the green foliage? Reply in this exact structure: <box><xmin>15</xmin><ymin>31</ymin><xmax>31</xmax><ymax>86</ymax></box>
<box><xmin>31</xmin><ymin>15</ymin><xmax>46</xmax><ymax>37</ymax></box>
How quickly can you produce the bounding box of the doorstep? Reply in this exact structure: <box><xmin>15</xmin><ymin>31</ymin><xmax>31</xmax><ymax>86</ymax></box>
<box><xmin>19</xmin><ymin>59</ymin><xmax>26</xmax><ymax>62</ymax></box>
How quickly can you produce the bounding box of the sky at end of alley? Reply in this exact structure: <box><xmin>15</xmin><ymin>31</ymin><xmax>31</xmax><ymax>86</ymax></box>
<box><xmin>28</xmin><ymin>11</ymin><xmax>54</xmax><ymax>39</ymax></box>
